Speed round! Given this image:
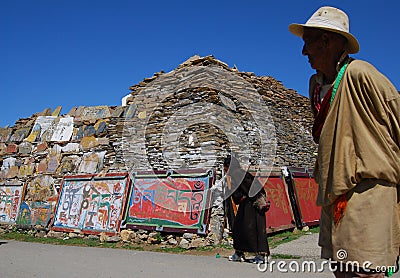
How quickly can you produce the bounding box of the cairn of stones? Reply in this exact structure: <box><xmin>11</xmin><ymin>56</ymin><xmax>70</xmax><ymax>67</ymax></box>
<box><xmin>0</xmin><ymin>55</ymin><xmax>317</xmax><ymax>248</ymax></box>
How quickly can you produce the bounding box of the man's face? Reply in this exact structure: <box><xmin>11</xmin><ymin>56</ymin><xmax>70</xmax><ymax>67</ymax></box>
<box><xmin>302</xmin><ymin>28</ymin><xmax>327</xmax><ymax>71</ymax></box>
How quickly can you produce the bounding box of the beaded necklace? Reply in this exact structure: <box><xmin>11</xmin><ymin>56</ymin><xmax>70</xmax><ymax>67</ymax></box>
<box><xmin>330</xmin><ymin>58</ymin><xmax>350</xmax><ymax>104</ymax></box>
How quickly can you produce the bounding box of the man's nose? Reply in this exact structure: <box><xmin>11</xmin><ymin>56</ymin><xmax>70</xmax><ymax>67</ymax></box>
<box><xmin>302</xmin><ymin>44</ymin><xmax>307</xmax><ymax>56</ymax></box>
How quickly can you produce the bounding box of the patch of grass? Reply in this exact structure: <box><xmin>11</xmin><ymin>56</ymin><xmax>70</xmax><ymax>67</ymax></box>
<box><xmin>156</xmin><ymin>246</ymin><xmax>187</xmax><ymax>253</ymax></box>
<box><xmin>271</xmin><ymin>254</ymin><xmax>301</xmax><ymax>259</ymax></box>
<box><xmin>1</xmin><ymin>231</ymin><xmax>55</xmax><ymax>243</ymax></box>
<box><xmin>268</xmin><ymin>226</ymin><xmax>319</xmax><ymax>249</ymax></box>
<box><xmin>0</xmin><ymin>226</ymin><xmax>319</xmax><ymax>257</ymax></box>
<box><xmin>218</xmin><ymin>243</ymin><xmax>234</xmax><ymax>250</ymax></box>
<box><xmin>197</xmin><ymin>243</ymin><xmax>233</xmax><ymax>250</ymax></box>
<box><xmin>0</xmin><ymin>231</ymin><xmax>102</xmax><ymax>247</ymax></box>
<box><xmin>155</xmin><ymin>232</ymin><xmax>164</xmax><ymax>242</ymax></box>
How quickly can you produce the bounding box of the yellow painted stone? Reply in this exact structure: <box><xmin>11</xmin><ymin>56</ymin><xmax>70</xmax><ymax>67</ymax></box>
<box><xmin>51</xmin><ymin>106</ymin><xmax>62</xmax><ymax>116</ymax></box>
<box><xmin>6</xmin><ymin>165</ymin><xmax>19</xmax><ymax>178</ymax></box>
<box><xmin>18</xmin><ymin>164</ymin><xmax>35</xmax><ymax>177</ymax></box>
<box><xmin>25</xmin><ymin>130</ymin><xmax>39</xmax><ymax>142</ymax></box>
<box><xmin>80</xmin><ymin>136</ymin><xmax>99</xmax><ymax>151</ymax></box>
<box><xmin>138</xmin><ymin>111</ymin><xmax>147</xmax><ymax>119</ymax></box>
<box><xmin>94</xmin><ymin>119</ymin><xmax>107</xmax><ymax>130</ymax></box>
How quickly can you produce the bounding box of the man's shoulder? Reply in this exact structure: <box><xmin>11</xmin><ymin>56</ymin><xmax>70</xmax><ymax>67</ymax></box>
<box><xmin>346</xmin><ymin>59</ymin><xmax>398</xmax><ymax>98</ymax></box>
<box><xmin>347</xmin><ymin>59</ymin><xmax>376</xmax><ymax>73</ymax></box>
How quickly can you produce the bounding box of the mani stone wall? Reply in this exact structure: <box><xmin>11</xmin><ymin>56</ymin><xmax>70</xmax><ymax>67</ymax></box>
<box><xmin>123</xmin><ymin>55</ymin><xmax>317</xmax><ymax>172</ymax></box>
<box><xmin>0</xmin><ymin>55</ymin><xmax>317</xmax><ymax>190</ymax></box>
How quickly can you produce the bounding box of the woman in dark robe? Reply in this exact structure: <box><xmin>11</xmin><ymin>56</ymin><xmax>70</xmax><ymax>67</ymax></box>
<box><xmin>223</xmin><ymin>155</ymin><xmax>270</xmax><ymax>263</ymax></box>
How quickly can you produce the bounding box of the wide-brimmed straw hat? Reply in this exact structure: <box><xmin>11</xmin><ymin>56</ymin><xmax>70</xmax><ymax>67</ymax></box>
<box><xmin>289</xmin><ymin>6</ymin><xmax>359</xmax><ymax>54</ymax></box>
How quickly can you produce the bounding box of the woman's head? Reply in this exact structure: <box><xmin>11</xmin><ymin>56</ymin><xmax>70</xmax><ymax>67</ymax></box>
<box><xmin>223</xmin><ymin>155</ymin><xmax>241</xmax><ymax>172</ymax></box>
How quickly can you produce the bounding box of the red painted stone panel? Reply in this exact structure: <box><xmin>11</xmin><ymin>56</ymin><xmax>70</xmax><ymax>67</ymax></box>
<box><xmin>291</xmin><ymin>174</ymin><xmax>321</xmax><ymax>226</ymax></box>
<box><xmin>257</xmin><ymin>172</ymin><xmax>295</xmax><ymax>233</ymax></box>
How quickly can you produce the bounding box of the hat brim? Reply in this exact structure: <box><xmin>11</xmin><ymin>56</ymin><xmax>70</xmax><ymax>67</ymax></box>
<box><xmin>289</xmin><ymin>23</ymin><xmax>359</xmax><ymax>54</ymax></box>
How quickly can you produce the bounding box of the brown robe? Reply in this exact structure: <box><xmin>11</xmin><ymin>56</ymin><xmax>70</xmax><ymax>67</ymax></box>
<box><xmin>310</xmin><ymin>60</ymin><xmax>400</xmax><ymax>269</ymax></box>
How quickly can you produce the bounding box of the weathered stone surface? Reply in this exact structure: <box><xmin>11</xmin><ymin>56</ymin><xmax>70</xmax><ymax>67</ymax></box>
<box><xmin>41</xmin><ymin>118</ymin><xmax>58</xmax><ymax>142</ymax></box>
<box><xmin>120</xmin><ymin>229</ymin><xmax>135</xmax><ymax>242</ymax></box>
<box><xmin>183</xmin><ymin>233</ymin><xmax>196</xmax><ymax>240</ymax></box>
<box><xmin>123</xmin><ymin>104</ymin><xmax>137</xmax><ymax>118</ymax></box>
<box><xmin>74</xmin><ymin>126</ymin><xmax>85</xmax><ymax>141</ymax></box>
<box><xmin>121</xmin><ymin>56</ymin><xmax>316</xmax><ymax>172</ymax></box>
<box><xmin>56</xmin><ymin>155</ymin><xmax>81</xmax><ymax>175</ymax></box>
<box><xmin>0</xmin><ymin>128</ymin><xmax>12</xmax><ymax>142</ymax></box>
<box><xmin>99</xmin><ymin>232</ymin><xmax>108</xmax><ymax>243</ymax></box>
<box><xmin>147</xmin><ymin>232</ymin><xmax>161</xmax><ymax>244</ymax></box>
<box><xmin>35</xmin><ymin>142</ymin><xmax>49</xmax><ymax>153</ymax></box>
<box><xmin>0</xmin><ymin>143</ymin><xmax>6</xmax><ymax>155</ymax></box>
<box><xmin>111</xmin><ymin>106</ymin><xmax>124</xmax><ymax>118</ymax></box>
<box><xmin>1</xmin><ymin>157</ymin><xmax>16</xmax><ymax>170</ymax></box>
<box><xmin>78</xmin><ymin>152</ymin><xmax>99</xmax><ymax>174</ymax></box>
<box><xmin>83</xmin><ymin>125</ymin><xmax>96</xmax><ymax>137</ymax></box>
<box><xmin>18</xmin><ymin>142</ymin><xmax>32</xmax><ymax>155</ymax></box>
<box><xmin>47</xmin><ymin>230</ymin><xmax>65</xmax><ymax>239</ymax></box>
<box><xmin>68</xmin><ymin>232</ymin><xmax>79</xmax><ymax>239</ymax></box>
<box><xmin>50</xmin><ymin>116</ymin><xmax>74</xmax><ymax>142</ymax></box>
<box><xmin>179</xmin><ymin>238</ymin><xmax>190</xmax><ymax>249</ymax></box>
<box><xmin>37</xmin><ymin>159</ymin><xmax>48</xmax><ymax>173</ymax></box>
<box><xmin>106</xmin><ymin>236</ymin><xmax>121</xmax><ymax>243</ymax></box>
<box><xmin>35</xmin><ymin>230</ymin><xmax>47</xmax><ymax>238</ymax></box>
<box><xmin>6</xmin><ymin>165</ymin><xmax>18</xmax><ymax>178</ymax></box>
<box><xmin>9</xmin><ymin>127</ymin><xmax>31</xmax><ymax>142</ymax></box>
<box><xmin>18</xmin><ymin>164</ymin><xmax>35</xmax><ymax>178</ymax></box>
<box><xmin>51</xmin><ymin>106</ymin><xmax>62</xmax><ymax>117</ymax></box>
<box><xmin>190</xmin><ymin>237</ymin><xmax>207</xmax><ymax>248</ymax></box>
<box><xmin>97</xmin><ymin>137</ymin><xmax>109</xmax><ymax>145</ymax></box>
<box><xmin>77</xmin><ymin>106</ymin><xmax>111</xmax><ymax>122</ymax></box>
<box><xmin>28</xmin><ymin>116</ymin><xmax>57</xmax><ymax>142</ymax></box>
<box><xmin>67</xmin><ymin>107</ymin><xmax>78</xmax><ymax>116</ymax></box>
<box><xmin>61</xmin><ymin>143</ymin><xmax>80</xmax><ymax>153</ymax></box>
<box><xmin>94</xmin><ymin>120</ymin><xmax>107</xmax><ymax>135</ymax></box>
<box><xmin>47</xmin><ymin>154</ymin><xmax>60</xmax><ymax>173</ymax></box>
<box><xmin>39</xmin><ymin>108</ymin><xmax>52</xmax><ymax>116</ymax></box>
<box><xmin>6</xmin><ymin>144</ymin><xmax>17</xmax><ymax>154</ymax></box>
<box><xmin>25</xmin><ymin>175</ymin><xmax>57</xmax><ymax>202</ymax></box>
<box><xmin>168</xmin><ymin>237</ymin><xmax>178</xmax><ymax>245</ymax></box>
<box><xmin>80</xmin><ymin>136</ymin><xmax>99</xmax><ymax>151</ymax></box>
<box><xmin>74</xmin><ymin>106</ymin><xmax>85</xmax><ymax>117</ymax></box>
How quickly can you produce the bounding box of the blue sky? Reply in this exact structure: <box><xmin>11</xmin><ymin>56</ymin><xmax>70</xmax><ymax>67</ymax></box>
<box><xmin>1</xmin><ymin>0</ymin><xmax>399</xmax><ymax>127</ymax></box>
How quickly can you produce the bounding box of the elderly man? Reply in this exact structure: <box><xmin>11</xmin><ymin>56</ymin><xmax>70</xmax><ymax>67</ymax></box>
<box><xmin>289</xmin><ymin>6</ymin><xmax>400</xmax><ymax>278</ymax></box>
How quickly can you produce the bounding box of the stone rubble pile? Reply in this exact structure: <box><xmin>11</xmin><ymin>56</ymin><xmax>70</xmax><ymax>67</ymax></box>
<box><xmin>123</xmin><ymin>55</ymin><xmax>317</xmax><ymax>171</ymax></box>
<box><xmin>0</xmin><ymin>225</ymin><xmax>232</xmax><ymax>249</ymax></box>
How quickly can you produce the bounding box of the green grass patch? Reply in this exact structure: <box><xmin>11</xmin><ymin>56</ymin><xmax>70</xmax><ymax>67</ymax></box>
<box><xmin>0</xmin><ymin>226</ymin><xmax>319</xmax><ymax>256</ymax></box>
<box><xmin>271</xmin><ymin>254</ymin><xmax>301</xmax><ymax>259</ymax></box>
<box><xmin>156</xmin><ymin>246</ymin><xmax>187</xmax><ymax>253</ymax></box>
<box><xmin>268</xmin><ymin>226</ymin><xmax>319</xmax><ymax>249</ymax></box>
<box><xmin>0</xmin><ymin>231</ymin><xmax>103</xmax><ymax>247</ymax></box>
